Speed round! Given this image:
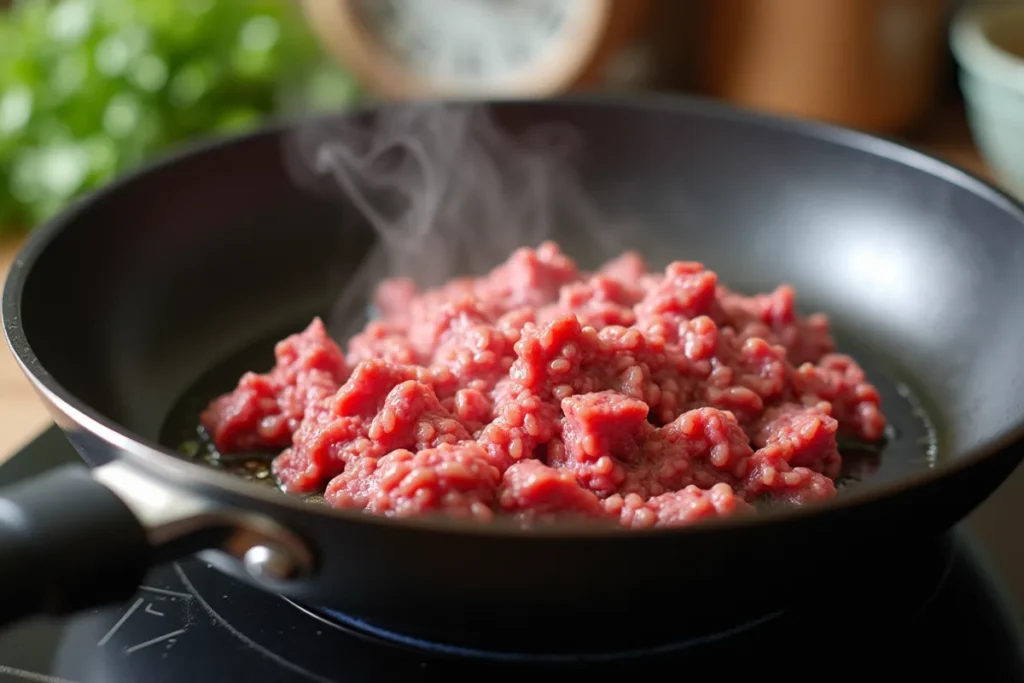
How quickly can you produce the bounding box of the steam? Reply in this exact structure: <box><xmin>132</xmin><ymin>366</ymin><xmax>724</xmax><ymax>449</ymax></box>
<box><xmin>289</xmin><ymin>103</ymin><xmax>628</xmax><ymax>339</ymax></box>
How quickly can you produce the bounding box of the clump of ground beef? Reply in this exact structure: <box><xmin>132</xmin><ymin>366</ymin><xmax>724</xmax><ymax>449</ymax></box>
<box><xmin>201</xmin><ymin>242</ymin><xmax>886</xmax><ymax>529</ymax></box>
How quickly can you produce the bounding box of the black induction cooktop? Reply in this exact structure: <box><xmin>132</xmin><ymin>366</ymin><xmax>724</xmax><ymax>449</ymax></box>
<box><xmin>1</xmin><ymin>427</ymin><xmax>1023</xmax><ymax>682</ymax></box>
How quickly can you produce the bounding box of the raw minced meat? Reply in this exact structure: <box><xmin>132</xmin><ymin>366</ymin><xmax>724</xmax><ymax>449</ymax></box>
<box><xmin>199</xmin><ymin>318</ymin><xmax>348</xmax><ymax>453</ymax></box>
<box><xmin>497</xmin><ymin>459</ymin><xmax>608</xmax><ymax>524</ymax></box>
<box><xmin>201</xmin><ymin>242</ymin><xmax>887</xmax><ymax>529</ymax></box>
<box><xmin>605</xmin><ymin>483</ymin><xmax>753</xmax><ymax>529</ymax></box>
<box><xmin>325</xmin><ymin>442</ymin><xmax>500</xmax><ymax>521</ymax></box>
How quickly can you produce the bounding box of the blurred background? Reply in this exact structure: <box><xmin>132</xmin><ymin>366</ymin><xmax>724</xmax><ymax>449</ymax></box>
<box><xmin>0</xmin><ymin>0</ymin><xmax>1019</xmax><ymax>452</ymax></box>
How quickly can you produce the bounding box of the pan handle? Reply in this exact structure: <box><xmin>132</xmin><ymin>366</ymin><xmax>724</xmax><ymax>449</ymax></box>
<box><xmin>0</xmin><ymin>464</ymin><xmax>150</xmax><ymax>627</ymax></box>
<box><xmin>0</xmin><ymin>461</ymin><xmax>316</xmax><ymax>629</ymax></box>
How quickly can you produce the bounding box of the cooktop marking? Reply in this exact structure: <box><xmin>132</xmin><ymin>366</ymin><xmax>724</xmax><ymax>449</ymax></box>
<box><xmin>139</xmin><ymin>586</ymin><xmax>192</xmax><ymax>600</ymax></box>
<box><xmin>124</xmin><ymin>629</ymin><xmax>187</xmax><ymax>655</ymax></box>
<box><xmin>173</xmin><ymin>563</ymin><xmax>336</xmax><ymax>683</ymax></box>
<box><xmin>96</xmin><ymin>598</ymin><xmax>144</xmax><ymax>647</ymax></box>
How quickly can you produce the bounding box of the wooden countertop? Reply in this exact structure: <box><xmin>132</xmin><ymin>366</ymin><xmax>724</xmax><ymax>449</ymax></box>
<box><xmin>0</xmin><ymin>238</ymin><xmax>52</xmax><ymax>455</ymax></box>
<box><xmin>0</xmin><ymin>106</ymin><xmax>998</xmax><ymax>461</ymax></box>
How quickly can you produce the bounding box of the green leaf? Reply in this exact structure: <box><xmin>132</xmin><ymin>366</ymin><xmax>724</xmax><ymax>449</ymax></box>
<box><xmin>0</xmin><ymin>0</ymin><xmax>363</xmax><ymax>232</ymax></box>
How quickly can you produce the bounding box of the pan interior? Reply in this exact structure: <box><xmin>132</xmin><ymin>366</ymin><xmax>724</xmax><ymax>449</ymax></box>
<box><xmin>11</xmin><ymin>98</ymin><xmax>1024</xmax><ymax>493</ymax></box>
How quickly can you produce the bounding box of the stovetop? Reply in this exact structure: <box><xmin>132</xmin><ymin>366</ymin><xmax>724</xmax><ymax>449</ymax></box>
<box><xmin>1</xmin><ymin>428</ymin><xmax>1024</xmax><ymax>682</ymax></box>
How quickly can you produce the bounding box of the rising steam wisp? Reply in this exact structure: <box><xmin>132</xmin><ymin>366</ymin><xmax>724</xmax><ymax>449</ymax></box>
<box><xmin>290</xmin><ymin>103</ymin><xmax>628</xmax><ymax>340</ymax></box>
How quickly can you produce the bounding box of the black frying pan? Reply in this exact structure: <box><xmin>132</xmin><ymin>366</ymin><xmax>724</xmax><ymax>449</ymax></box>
<box><xmin>2</xmin><ymin>95</ymin><xmax>1024</xmax><ymax>651</ymax></box>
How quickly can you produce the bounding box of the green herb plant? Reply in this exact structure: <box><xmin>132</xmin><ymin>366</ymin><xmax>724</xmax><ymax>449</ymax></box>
<box><xmin>0</xmin><ymin>0</ymin><xmax>361</xmax><ymax>233</ymax></box>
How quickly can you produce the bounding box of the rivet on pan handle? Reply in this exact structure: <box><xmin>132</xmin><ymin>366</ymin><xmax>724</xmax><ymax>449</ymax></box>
<box><xmin>0</xmin><ymin>459</ymin><xmax>318</xmax><ymax>629</ymax></box>
<box><xmin>91</xmin><ymin>460</ymin><xmax>317</xmax><ymax>583</ymax></box>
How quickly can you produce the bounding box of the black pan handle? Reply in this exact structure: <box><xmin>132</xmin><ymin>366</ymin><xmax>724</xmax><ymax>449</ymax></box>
<box><xmin>0</xmin><ymin>461</ymin><xmax>316</xmax><ymax>630</ymax></box>
<box><xmin>0</xmin><ymin>464</ymin><xmax>150</xmax><ymax>627</ymax></box>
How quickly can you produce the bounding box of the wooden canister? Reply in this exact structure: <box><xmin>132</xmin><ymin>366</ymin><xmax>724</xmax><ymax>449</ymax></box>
<box><xmin>700</xmin><ymin>0</ymin><xmax>951</xmax><ymax>134</ymax></box>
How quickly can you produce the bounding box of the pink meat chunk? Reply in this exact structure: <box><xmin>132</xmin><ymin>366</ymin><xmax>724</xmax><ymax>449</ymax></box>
<box><xmin>702</xmin><ymin>329</ymin><xmax>790</xmax><ymax>425</ymax></box>
<box><xmin>429</xmin><ymin>299</ymin><xmax>520</xmax><ymax>394</ymax></box>
<box><xmin>479</xmin><ymin>240</ymin><xmax>581</xmax><ymax>311</ymax></box>
<box><xmin>744</xmin><ymin>451</ymin><xmax>838</xmax><ymax>507</ymax></box>
<box><xmin>497</xmin><ymin>460</ymin><xmax>610</xmax><ymax>523</ymax></box>
<box><xmin>792</xmin><ymin>354</ymin><xmax>887</xmax><ymax>442</ymax></box>
<box><xmin>346</xmin><ymin>321</ymin><xmax>421</xmax><ymax>366</ymax></box>
<box><xmin>272</xmin><ymin>360</ymin><xmax>451</xmax><ymax>493</ymax></box>
<box><xmin>620</xmin><ymin>407</ymin><xmax>755</xmax><ymax>499</ymax></box>
<box><xmin>325</xmin><ymin>442</ymin><xmax>500</xmax><ymax>522</ymax></box>
<box><xmin>200</xmin><ymin>318</ymin><xmax>348</xmax><ymax>452</ymax></box>
<box><xmin>508</xmin><ymin>314</ymin><xmax>709</xmax><ymax>422</ymax></box>
<box><xmin>634</xmin><ymin>261</ymin><xmax>720</xmax><ymax>325</ymax></box>
<box><xmin>749</xmin><ymin>403</ymin><xmax>842</xmax><ymax>478</ymax></box>
<box><xmin>606</xmin><ymin>483</ymin><xmax>753</xmax><ymax>529</ymax></box>
<box><xmin>478</xmin><ymin>383</ymin><xmax>561</xmax><ymax>471</ymax></box>
<box><xmin>552</xmin><ymin>391</ymin><xmax>650</xmax><ymax>496</ymax></box>
<box><xmin>718</xmin><ymin>284</ymin><xmax>835</xmax><ymax>366</ymax></box>
<box><xmin>596</xmin><ymin>250</ymin><xmax>648</xmax><ymax>283</ymax></box>
<box><xmin>552</xmin><ymin>274</ymin><xmax>644</xmax><ymax>329</ymax></box>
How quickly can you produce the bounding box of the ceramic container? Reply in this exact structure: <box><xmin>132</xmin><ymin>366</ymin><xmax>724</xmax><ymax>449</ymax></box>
<box><xmin>951</xmin><ymin>2</ymin><xmax>1024</xmax><ymax>197</ymax></box>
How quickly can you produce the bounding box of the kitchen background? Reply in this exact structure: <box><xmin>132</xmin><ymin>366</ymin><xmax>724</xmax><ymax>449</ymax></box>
<box><xmin>0</xmin><ymin>0</ymin><xmax>1018</xmax><ymax>467</ymax></box>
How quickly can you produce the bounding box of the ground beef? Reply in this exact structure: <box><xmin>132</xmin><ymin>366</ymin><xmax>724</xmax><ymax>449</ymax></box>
<box><xmin>743</xmin><ymin>451</ymin><xmax>837</xmax><ymax>506</ymax></box>
<box><xmin>202</xmin><ymin>242</ymin><xmax>888</xmax><ymax>529</ymax></box>
<box><xmin>271</xmin><ymin>361</ymin><xmax>464</xmax><ymax>493</ymax></box>
<box><xmin>199</xmin><ymin>318</ymin><xmax>348</xmax><ymax>453</ymax></box>
<box><xmin>325</xmin><ymin>442</ymin><xmax>500</xmax><ymax>521</ymax></box>
<box><xmin>717</xmin><ymin>284</ymin><xmax>835</xmax><ymax>366</ymax></box>
<box><xmin>497</xmin><ymin>459</ymin><xmax>608</xmax><ymax>524</ymax></box>
<box><xmin>606</xmin><ymin>483</ymin><xmax>753</xmax><ymax>529</ymax></box>
<box><xmin>747</xmin><ymin>403</ymin><xmax>842</xmax><ymax>477</ymax></box>
<box><xmin>619</xmin><ymin>407</ymin><xmax>756</xmax><ymax>499</ymax></box>
<box><xmin>791</xmin><ymin>354</ymin><xmax>887</xmax><ymax>441</ymax></box>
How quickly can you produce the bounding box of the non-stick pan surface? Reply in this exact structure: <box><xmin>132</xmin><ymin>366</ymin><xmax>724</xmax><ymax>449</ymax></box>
<box><xmin>4</xmin><ymin>95</ymin><xmax>1024</xmax><ymax>647</ymax></box>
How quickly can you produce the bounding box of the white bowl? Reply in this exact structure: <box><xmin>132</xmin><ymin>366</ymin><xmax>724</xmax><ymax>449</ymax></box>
<box><xmin>950</xmin><ymin>2</ymin><xmax>1024</xmax><ymax>198</ymax></box>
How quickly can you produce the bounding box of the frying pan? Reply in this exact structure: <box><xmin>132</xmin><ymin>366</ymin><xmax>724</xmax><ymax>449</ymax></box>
<box><xmin>2</xmin><ymin>95</ymin><xmax>1024</xmax><ymax>651</ymax></box>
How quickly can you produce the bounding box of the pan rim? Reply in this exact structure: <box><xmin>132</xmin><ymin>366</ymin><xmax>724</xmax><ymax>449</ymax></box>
<box><xmin>5</xmin><ymin>92</ymin><xmax>1024</xmax><ymax>541</ymax></box>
